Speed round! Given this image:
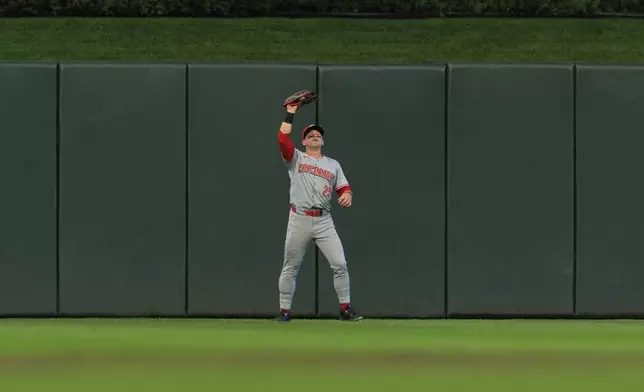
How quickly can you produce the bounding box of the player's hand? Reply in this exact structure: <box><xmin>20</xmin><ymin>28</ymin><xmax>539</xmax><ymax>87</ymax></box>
<box><xmin>338</xmin><ymin>193</ymin><xmax>352</xmax><ymax>208</ymax></box>
<box><xmin>286</xmin><ymin>104</ymin><xmax>299</xmax><ymax>114</ymax></box>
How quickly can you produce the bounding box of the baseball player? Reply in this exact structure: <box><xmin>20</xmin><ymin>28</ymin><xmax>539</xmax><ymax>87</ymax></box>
<box><xmin>274</xmin><ymin>91</ymin><xmax>362</xmax><ymax>322</ymax></box>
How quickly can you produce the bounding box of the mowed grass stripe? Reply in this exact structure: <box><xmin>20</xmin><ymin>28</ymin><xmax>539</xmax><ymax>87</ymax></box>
<box><xmin>2</xmin><ymin>319</ymin><xmax>644</xmax><ymax>355</ymax></box>
<box><xmin>1</xmin><ymin>18</ymin><xmax>644</xmax><ymax>62</ymax></box>
<box><xmin>1</xmin><ymin>369</ymin><xmax>642</xmax><ymax>392</ymax></box>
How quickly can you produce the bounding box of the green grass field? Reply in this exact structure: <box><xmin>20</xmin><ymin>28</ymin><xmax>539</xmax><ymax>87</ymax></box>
<box><xmin>1</xmin><ymin>18</ymin><xmax>644</xmax><ymax>63</ymax></box>
<box><xmin>2</xmin><ymin>319</ymin><xmax>644</xmax><ymax>391</ymax></box>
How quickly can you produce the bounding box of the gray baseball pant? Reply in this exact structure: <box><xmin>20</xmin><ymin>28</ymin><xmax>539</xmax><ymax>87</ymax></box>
<box><xmin>278</xmin><ymin>209</ymin><xmax>350</xmax><ymax>310</ymax></box>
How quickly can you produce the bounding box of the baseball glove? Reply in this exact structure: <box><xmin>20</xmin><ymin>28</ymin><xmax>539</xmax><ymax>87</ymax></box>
<box><xmin>283</xmin><ymin>90</ymin><xmax>318</xmax><ymax>108</ymax></box>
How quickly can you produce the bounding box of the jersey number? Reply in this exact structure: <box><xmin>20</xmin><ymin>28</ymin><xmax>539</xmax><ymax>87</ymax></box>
<box><xmin>322</xmin><ymin>185</ymin><xmax>332</xmax><ymax>198</ymax></box>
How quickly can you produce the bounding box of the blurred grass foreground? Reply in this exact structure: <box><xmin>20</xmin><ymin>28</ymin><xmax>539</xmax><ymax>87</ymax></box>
<box><xmin>2</xmin><ymin>319</ymin><xmax>644</xmax><ymax>391</ymax></box>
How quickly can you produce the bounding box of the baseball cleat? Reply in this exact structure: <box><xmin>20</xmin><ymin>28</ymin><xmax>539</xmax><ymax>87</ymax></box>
<box><xmin>273</xmin><ymin>309</ymin><xmax>292</xmax><ymax>322</ymax></box>
<box><xmin>339</xmin><ymin>305</ymin><xmax>363</xmax><ymax>321</ymax></box>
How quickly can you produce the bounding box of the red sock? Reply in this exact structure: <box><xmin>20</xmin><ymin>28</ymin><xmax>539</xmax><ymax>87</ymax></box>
<box><xmin>281</xmin><ymin>308</ymin><xmax>290</xmax><ymax>313</ymax></box>
<box><xmin>340</xmin><ymin>303</ymin><xmax>350</xmax><ymax>311</ymax></box>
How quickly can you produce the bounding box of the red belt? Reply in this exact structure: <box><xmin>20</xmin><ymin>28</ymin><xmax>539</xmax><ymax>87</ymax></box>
<box><xmin>291</xmin><ymin>206</ymin><xmax>325</xmax><ymax>216</ymax></box>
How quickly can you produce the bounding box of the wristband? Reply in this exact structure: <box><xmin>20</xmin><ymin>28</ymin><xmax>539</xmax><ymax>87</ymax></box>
<box><xmin>284</xmin><ymin>112</ymin><xmax>295</xmax><ymax>124</ymax></box>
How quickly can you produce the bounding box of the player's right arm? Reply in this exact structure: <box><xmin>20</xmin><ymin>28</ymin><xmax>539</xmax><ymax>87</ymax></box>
<box><xmin>278</xmin><ymin>104</ymin><xmax>298</xmax><ymax>163</ymax></box>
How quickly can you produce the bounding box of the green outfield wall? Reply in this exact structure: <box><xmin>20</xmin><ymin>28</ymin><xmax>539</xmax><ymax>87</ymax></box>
<box><xmin>1</xmin><ymin>61</ymin><xmax>643</xmax><ymax>319</ymax></box>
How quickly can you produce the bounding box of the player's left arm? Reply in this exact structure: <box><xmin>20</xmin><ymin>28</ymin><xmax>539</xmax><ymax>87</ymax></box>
<box><xmin>335</xmin><ymin>163</ymin><xmax>352</xmax><ymax>208</ymax></box>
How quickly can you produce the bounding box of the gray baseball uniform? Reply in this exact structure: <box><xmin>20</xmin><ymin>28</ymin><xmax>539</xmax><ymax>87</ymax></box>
<box><xmin>277</xmin><ymin>130</ymin><xmax>352</xmax><ymax>311</ymax></box>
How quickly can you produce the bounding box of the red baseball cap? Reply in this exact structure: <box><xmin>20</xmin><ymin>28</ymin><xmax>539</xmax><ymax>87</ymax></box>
<box><xmin>302</xmin><ymin>124</ymin><xmax>325</xmax><ymax>141</ymax></box>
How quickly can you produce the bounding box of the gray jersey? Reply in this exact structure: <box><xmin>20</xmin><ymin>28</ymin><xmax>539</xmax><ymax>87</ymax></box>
<box><xmin>283</xmin><ymin>149</ymin><xmax>349</xmax><ymax>211</ymax></box>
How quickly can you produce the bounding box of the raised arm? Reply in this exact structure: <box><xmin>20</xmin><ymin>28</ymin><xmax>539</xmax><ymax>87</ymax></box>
<box><xmin>278</xmin><ymin>104</ymin><xmax>298</xmax><ymax>162</ymax></box>
<box><xmin>280</xmin><ymin>104</ymin><xmax>298</xmax><ymax>135</ymax></box>
<box><xmin>277</xmin><ymin>105</ymin><xmax>297</xmax><ymax>162</ymax></box>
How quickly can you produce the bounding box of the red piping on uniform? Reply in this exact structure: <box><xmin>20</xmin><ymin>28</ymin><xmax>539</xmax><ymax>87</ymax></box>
<box><xmin>278</xmin><ymin>131</ymin><xmax>295</xmax><ymax>162</ymax></box>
